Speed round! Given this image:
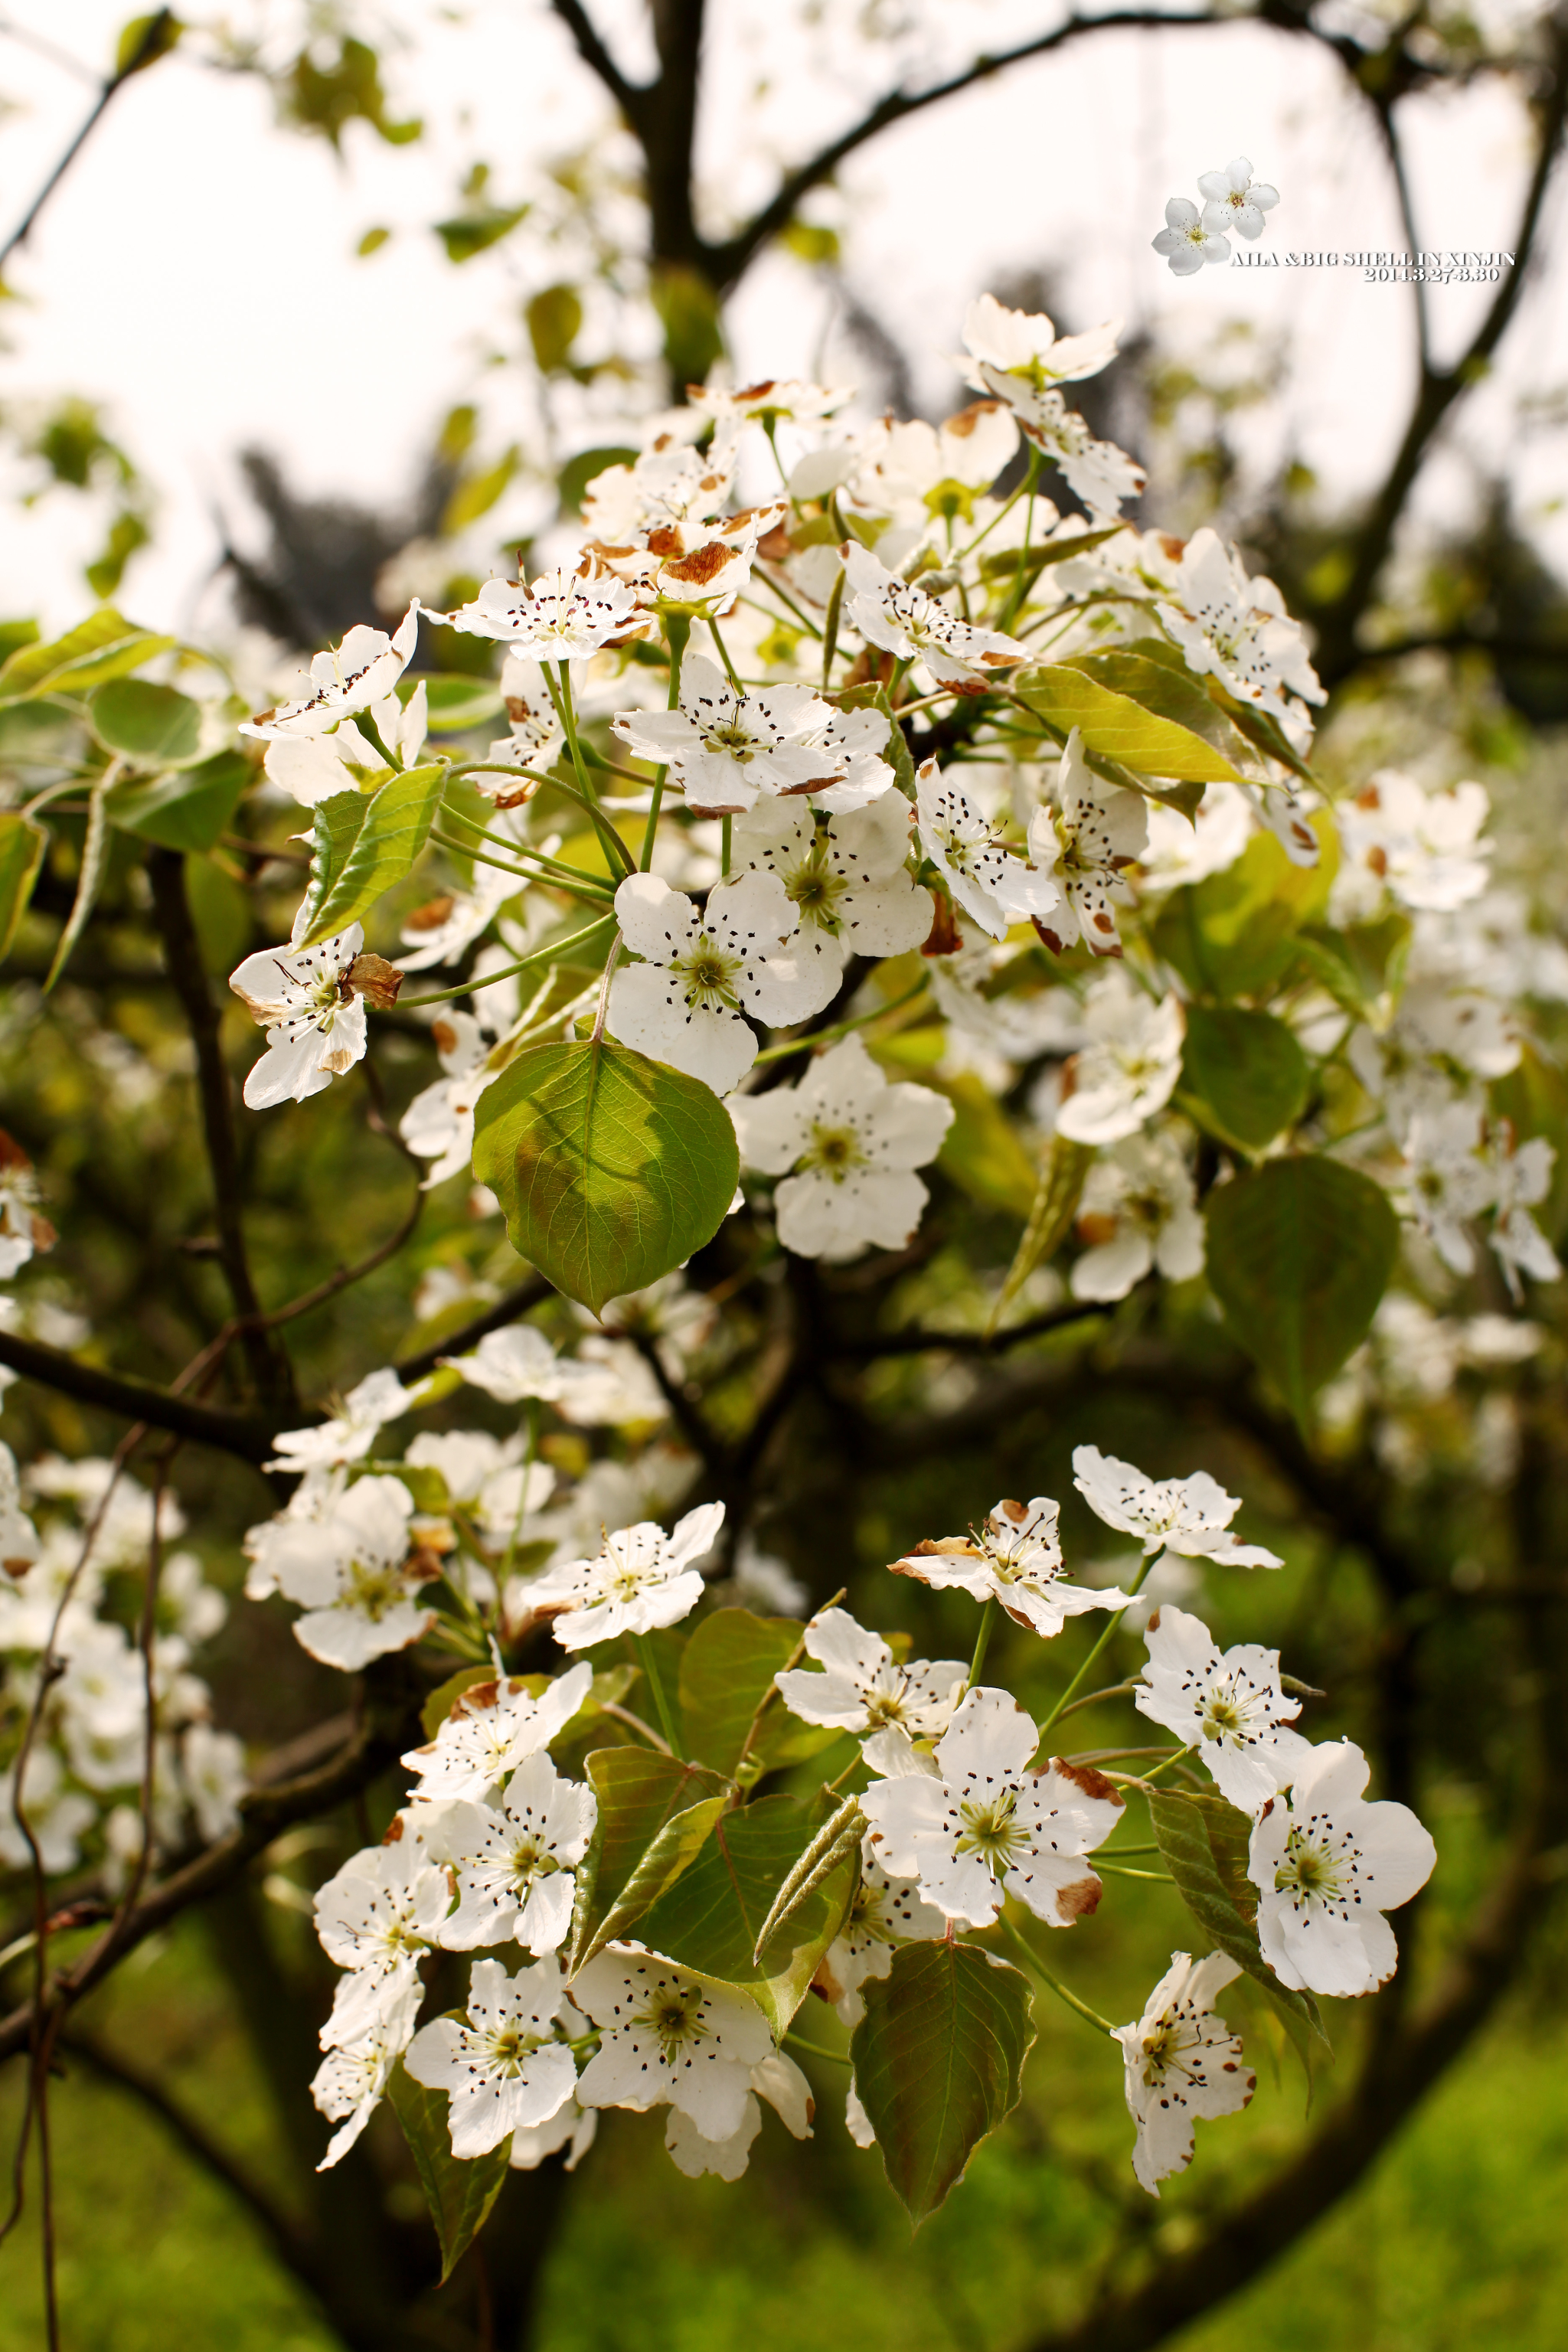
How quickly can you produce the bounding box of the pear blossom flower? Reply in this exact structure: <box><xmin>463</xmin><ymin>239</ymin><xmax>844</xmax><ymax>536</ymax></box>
<box><xmin>1011</xmin><ymin>397</ymin><xmax>1147</xmax><ymax>512</ymax></box>
<box><xmin>849</xmin><ymin>403</ymin><xmax>1021</xmax><ymax>524</ymax></box>
<box><xmin>1156</xmin><ymin>531</ymin><xmax>1325</xmax><ymax>730</ymax></box>
<box><xmin>815</xmin><ymin>1850</ymin><xmax>947</xmax><ymax>2025</ymax></box>
<box><xmin>962</xmin><ymin>293</ymin><xmax>1122</xmax><ymax>390</ymax></box>
<box><xmin>228</xmin><ymin>926</ymin><xmax>387</xmax><ymax>1108</ymax></box>
<box><xmin>0</xmin><ymin>1133</ymin><xmax>55</xmax><ymax>1279</ymax></box>
<box><xmin>265</xmin><ymin>1367</ymin><xmax>416</xmax><ymax>1475</ymax></box>
<box><xmin>270</xmin><ymin>1475</ymin><xmax>438</xmax><ymax>1670</ymax></box>
<box><xmin>443</xmin><ymin>1322</ymin><xmax>663</xmax><ymax>1428</ymax></box>
<box><xmin>1248</xmin><ymin>1739</ymin><xmax>1436</xmax><ymax>1997</ymax></box>
<box><xmin>645</xmin><ymin>505</ymin><xmax>788</xmax><ymax>615</ymax></box>
<box><xmin>1113</xmin><ymin>1951</ymin><xmax>1253</xmax><ymax>2196</ymax></box>
<box><xmin>403</xmin><ymin>1664</ymin><xmax>591</xmax><ymax>1808</ymax></box>
<box><xmin>0</xmin><ymin>1744</ymin><xmax>96</xmax><ymax>1873</ymax></box>
<box><xmin>434</xmin><ymin>1754</ymin><xmax>596</xmax><ymax>1955</ymax></box>
<box><xmin>861</xmin><ymin>1687</ymin><xmax>1124</xmax><ymax>1928</ymax></box>
<box><xmin>689</xmin><ymin>377</ymin><xmax>851</xmax><ymax>426</ymax></box>
<box><xmin>179</xmin><ymin>1723</ymin><xmax>247</xmax><ymax>1843</ymax></box>
<box><xmin>524</xmin><ymin>1500</ymin><xmax>725</xmax><ymax>1650</ymax></box>
<box><xmin>314</xmin><ymin>1836</ymin><xmax>452</xmax><ymax>2040</ymax></box>
<box><xmin>1136</xmin><ymin>1605</ymin><xmax>1315</xmax><ymax>1809</ymax></box>
<box><xmin>612</xmin><ymin>653</ymin><xmax>835</xmax><ymax>814</ymax></box>
<box><xmin>774</xmin><ymin>1605</ymin><xmax>966</xmax><ymax>1744</ymax></box>
<box><xmin>399</xmin><ymin>1011</ymin><xmax>505</xmax><ymax>1189</ymax></box>
<box><xmin>724</xmin><ymin>799</ymin><xmax>931</xmax><ymax>991</ymax></box>
<box><xmin>1488</xmin><ymin>1131</ymin><xmax>1561</xmax><ymax>1298</ymax></box>
<box><xmin>509</xmin><ymin>2095</ymin><xmax>598</xmax><ymax>2172</ymax></box>
<box><xmin>311</xmin><ymin>1975</ymin><xmax>423</xmax><ymax>2168</ymax></box>
<box><xmin>445</xmin><ymin>565</ymin><xmax>647</xmax><ymax>658</ymax></box>
<box><xmin>480</xmin><ymin>652</ymin><xmax>567</xmax><ymax>786</ymax></box>
<box><xmin>405</xmin><ymin>1955</ymin><xmax>578</xmax><ymax>2159</ymax></box>
<box><xmin>1054</xmin><ymin>974</ymin><xmax>1185</xmax><ymax>1146</ymax></box>
<box><xmin>262</xmin><ymin>683</ymin><xmax>428</xmax><ymax>806</ymax></box>
<box><xmin>789</xmin><ymin>701</ymin><xmax>899</xmax><ymax>812</ymax></box>
<box><xmin>607</xmin><ymin>870</ymin><xmax>828</xmax><ymax>1094</ymax></box>
<box><xmin>1197</xmin><ymin>156</ymin><xmax>1281</xmax><ymax>240</ymax></box>
<box><xmin>841</xmin><ymin>545</ymin><xmax>1028</xmax><ymax>687</ymax></box>
<box><xmin>893</xmin><ymin>1494</ymin><xmax>1135</xmax><ymax>1638</ymax></box>
<box><xmin>1331</xmin><ymin>772</ymin><xmax>1491</xmax><ymax>925</ymax></box>
<box><xmin>1073</xmin><ymin>1446</ymin><xmax>1284</xmax><ymax>1567</ymax></box>
<box><xmin>0</xmin><ymin>1440</ymin><xmax>40</xmax><ymax>1572</ymax></box>
<box><xmin>1152</xmin><ymin>198</ymin><xmax>1231</xmax><ymax>276</ymax></box>
<box><xmin>664</xmin><ymin>2050</ymin><xmax>815</xmax><ymax>2180</ymax></box>
<box><xmin>1138</xmin><ymin>778</ymin><xmax>1253</xmax><ymax>889</ymax></box>
<box><xmin>916</xmin><ymin>760</ymin><xmax>1061</xmax><ymax>942</ymax></box>
<box><xmin>402</xmin><ymin>1430</ymin><xmax>556</xmax><ymax>1553</ymax></box>
<box><xmin>572</xmin><ymin>1945</ymin><xmax>776</xmax><ymax>2142</ymax></box>
<box><xmin>242</xmin><ymin>1468</ymin><xmax>348</xmax><ymax>1601</ymax></box>
<box><xmin>1028</xmin><ymin>727</ymin><xmax>1148</xmax><ymax>956</ymax></box>
<box><xmin>730</xmin><ymin>1034</ymin><xmax>953</xmax><ymax>1261</ymax></box>
<box><xmin>1398</xmin><ymin>1102</ymin><xmax>1496</xmax><ymax>1274</ymax></box>
<box><xmin>1070</xmin><ymin>1131</ymin><xmax>1206</xmax><ymax>1300</ymax></box>
<box><xmin>582</xmin><ymin>439</ymin><xmax>736</xmax><ymax>542</ymax></box>
<box><xmin>242</xmin><ymin>604</ymin><xmax>422</xmax><ymax>739</ymax></box>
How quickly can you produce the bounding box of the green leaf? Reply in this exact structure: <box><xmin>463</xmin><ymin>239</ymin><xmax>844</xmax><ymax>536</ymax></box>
<box><xmin>1152</xmin><ymin>823</ymin><xmax>1335</xmax><ymax>1003</ymax></box>
<box><xmin>386</xmin><ymin>2059</ymin><xmax>509</xmax><ymax>2284</ymax></box>
<box><xmin>295</xmin><ymin>764</ymin><xmax>446</xmax><ymax>946</ymax></box>
<box><xmin>633</xmin><ymin>1793</ymin><xmax>857</xmax><ymax>2037</ymax></box>
<box><xmin>1148</xmin><ymin>1787</ymin><xmax>1330</xmax><ymax>2093</ymax></box>
<box><xmin>1204</xmin><ymin>1158</ymin><xmax>1399</xmax><ymax>1423</ymax></box>
<box><xmin>472</xmin><ymin>1038</ymin><xmax>740</xmax><ymax>1317</ymax></box>
<box><xmin>1020</xmin><ymin>665</ymin><xmax>1244</xmax><ymax>783</ymax></box>
<box><xmin>989</xmin><ymin>1134</ymin><xmax>1095</xmax><ymax>1331</ymax></box>
<box><xmin>443</xmin><ymin>448</ymin><xmax>521</xmax><ymax>536</ymax></box>
<box><xmin>677</xmin><ymin>1609</ymin><xmax>808</xmax><ymax>1782</ymax></box>
<box><xmin>116</xmin><ymin>13</ymin><xmax>184</xmax><ymax>77</ymax></box>
<box><xmin>649</xmin><ymin>263</ymin><xmax>725</xmax><ymax>390</ymax></box>
<box><xmin>850</xmin><ymin>1943</ymin><xmax>1034</xmax><ymax>2224</ymax></box>
<box><xmin>527</xmin><ymin>284</ymin><xmax>584</xmax><ymax>373</ymax></box>
<box><xmin>435</xmin><ymin>204</ymin><xmax>529</xmax><ymax>263</ymax></box>
<box><xmin>104</xmin><ymin>750</ymin><xmax>250</xmax><ymax>853</ymax></box>
<box><xmin>1178</xmin><ymin>1006</ymin><xmax>1311</xmax><ymax>1155</ymax></box>
<box><xmin>568</xmin><ymin>1748</ymin><xmax>731</xmax><ymax>1971</ymax></box>
<box><xmin>0</xmin><ymin>620</ymin><xmax>39</xmax><ymax>665</ymax></box>
<box><xmin>978</xmin><ymin>524</ymin><xmax>1125</xmax><ymax>583</ymax></box>
<box><xmin>1059</xmin><ymin>650</ymin><xmax>1271</xmax><ymax>782</ymax></box>
<box><xmin>921</xmin><ymin>1070</ymin><xmax>1038</xmax><ymax>1220</ymax></box>
<box><xmin>0</xmin><ymin>610</ymin><xmax>174</xmax><ymax>707</ymax></box>
<box><xmin>44</xmin><ymin>780</ymin><xmax>108</xmax><ymax>992</ymax></box>
<box><xmin>0</xmin><ymin>813</ymin><xmax>48</xmax><ymax>957</ymax></box>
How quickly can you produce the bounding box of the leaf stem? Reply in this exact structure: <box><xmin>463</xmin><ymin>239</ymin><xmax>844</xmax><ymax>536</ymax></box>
<box><xmin>707</xmin><ymin>617</ymin><xmax>745</xmax><ymax>692</ymax></box>
<box><xmin>784</xmin><ymin>2031</ymin><xmax>851</xmax><ymax>2067</ymax></box>
<box><xmin>995</xmin><ymin>1916</ymin><xmax>1116</xmax><ymax>2037</ymax></box>
<box><xmin>1035</xmin><ymin>1557</ymin><xmax>1153</xmax><ymax>1743</ymax></box>
<box><xmin>632</xmin><ymin>1633</ymin><xmax>684</xmax><ymax>1761</ymax></box>
<box><xmin>397</xmin><ymin>915</ymin><xmax>616</xmax><ymax>1009</ymax></box>
<box><xmin>642</xmin><ymin>613</ymin><xmax>689</xmax><ymax>871</ymax></box>
<box><xmin>751</xmin><ymin>975</ymin><xmax>929</xmax><ymax>1066</ymax></box>
<box><xmin>965</xmin><ymin>1597</ymin><xmax>996</xmax><ymax>1692</ymax></box>
<box><xmin>589</xmin><ymin>933</ymin><xmax>622</xmax><ymax>1045</ymax></box>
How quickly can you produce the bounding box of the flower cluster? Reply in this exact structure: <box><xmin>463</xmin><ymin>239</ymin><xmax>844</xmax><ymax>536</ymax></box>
<box><xmin>1154</xmin><ymin>155</ymin><xmax>1281</xmax><ymax>276</ymax></box>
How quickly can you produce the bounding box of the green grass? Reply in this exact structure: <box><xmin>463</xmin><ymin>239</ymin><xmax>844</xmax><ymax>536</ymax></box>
<box><xmin>2</xmin><ymin>1986</ymin><xmax>1565</xmax><ymax>2352</ymax></box>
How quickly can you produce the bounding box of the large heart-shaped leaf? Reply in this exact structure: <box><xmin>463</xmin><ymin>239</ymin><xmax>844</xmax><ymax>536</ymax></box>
<box><xmin>0</xmin><ymin>610</ymin><xmax>174</xmax><ymax>707</ymax></box>
<box><xmin>1020</xmin><ymin>665</ymin><xmax>1244</xmax><ymax>783</ymax></box>
<box><xmin>632</xmin><ymin>1792</ymin><xmax>858</xmax><ymax>2037</ymax></box>
<box><xmin>386</xmin><ymin>2058</ymin><xmax>510</xmax><ymax>2283</ymax></box>
<box><xmin>567</xmin><ymin>1747</ymin><xmax>730</xmax><ymax>1971</ymax></box>
<box><xmin>1204</xmin><ymin>1157</ymin><xmax>1398</xmax><ymax>1423</ymax></box>
<box><xmin>104</xmin><ymin>750</ymin><xmax>251</xmax><ymax>853</ymax></box>
<box><xmin>1147</xmin><ymin>1787</ymin><xmax>1331</xmax><ymax>2094</ymax></box>
<box><xmin>851</xmin><ymin>1942</ymin><xmax>1034</xmax><ymax>2224</ymax></box>
<box><xmin>678</xmin><ymin>1609</ymin><xmax>831</xmax><ymax>1783</ymax></box>
<box><xmin>1179</xmin><ymin>1005</ymin><xmax>1311</xmax><ymax>1155</ymax></box>
<box><xmin>296</xmin><ymin>764</ymin><xmax>448</xmax><ymax>946</ymax></box>
<box><xmin>89</xmin><ymin>677</ymin><xmax>203</xmax><ymax>767</ymax></box>
<box><xmin>0</xmin><ymin>813</ymin><xmax>47</xmax><ymax>957</ymax></box>
<box><xmin>472</xmin><ymin>1038</ymin><xmax>740</xmax><ymax>1315</ymax></box>
<box><xmin>1154</xmin><ymin>825</ymin><xmax>1334</xmax><ymax>1003</ymax></box>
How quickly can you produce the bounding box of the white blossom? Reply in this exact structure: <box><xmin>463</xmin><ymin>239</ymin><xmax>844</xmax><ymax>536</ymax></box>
<box><xmin>1113</xmin><ymin>1951</ymin><xmax>1253</xmax><ymax>2196</ymax></box>
<box><xmin>689</xmin><ymin>377</ymin><xmax>851</xmax><ymax>427</ymax></box>
<box><xmin>962</xmin><ymin>294</ymin><xmax>1122</xmax><ymax>391</ymax></box>
<box><xmin>664</xmin><ymin>2050</ymin><xmax>814</xmax><ymax>2180</ymax></box>
<box><xmin>1331</xmin><ymin>771</ymin><xmax>1491</xmax><ymax>924</ymax></box>
<box><xmin>314</xmin><ymin>1835</ymin><xmax>452</xmax><ymax>2034</ymax></box>
<box><xmin>774</xmin><ymin>1605</ymin><xmax>965</xmax><ymax>1744</ymax></box>
<box><xmin>841</xmin><ymin>545</ymin><xmax>1027</xmax><ymax>687</ymax></box>
<box><xmin>1138</xmin><ymin>778</ymin><xmax>1253</xmax><ymax>890</ymax></box>
<box><xmin>0</xmin><ymin>1439</ymin><xmax>40</xmax><ymax>1571</ymax></box>
<box><xmin>443</xmin><ymin>565</ymin><xmax>648</xmax><ymax>658</ymax></box>
<box><xmin>572</xmin><ymin>1945</ymin><xmax>775</xmax><ymax>2142</ymax></box>
<box><xmin>1249</xmin><ymin>1739</ymin><xmax>1436</xmax><ymax>1997</ymax></box>
<box><xmin>406</xmin><ymin>1955</ymin><xmax>579</xmax><ymax>2159</ymax></box>
<box><xmin>435</xmin><ymin>1753</ymin><xmax>596</xmax><ymax>1955</ymax></box>
<box><xmin>1156</xmin><ymin>531</ymin><xmax>1325</xmax><ymax>733</ymax></box>
<box><xmin>228</xmin><ymin>927</ymin><xmax>376</xmax><ymax>1108</ymax></box>
<box><xmin>730</xmin><ymin>1035</ymin><xmax>953</xmax><ymax>1261</ymax></box>
<box><xmin>1054</xmin><ymin>974</ymin><xmax>1185</xmax><ymax>1146</ymax></box>
<box><xmin>861</xmin><ymin>1686</ymin><xmax>1123</xmax><ymax>1928</ymax></box>
<box><xmin>607</xmin><ymin>870</ymin><xmax>828</xmax><ymax>1095</ymax></box>
<box><xmin>1152</xmin><ymin>198</ymin><xmax>1232</xmax><ymax>276</ymax></box>
<box><xmin>1070</xmin><ymin>1131</ymin><xmax>1205</xmax><ymax>1300</ymax></box>
<box><xmin>0</xmin><ymin>1743</ymin><xmax>96</xmax><ymax>1873</ymax></box>
<box><xmin>526</xmin><ymin>1500</ymin><xmax>724</xmax><ymax>1650</ymax></box>
<box><xmin>402</xmin><ymin>1664</ymin><xmax>592</xmax><ymax>1803</ymax></box>
<box><xmin>612</xmin><ymin>653</ymin><xmax>834</xmax><ymax>815</ymax></box>
<box><xmin>916</xmin><ymin>759</ymin><xmax>1060</xmax><ymax>942</ymax></box>
<box><xmin>0</xmin><ymin>1136</ymin><xmax>54</xmax><ymax>1280</ymax></box>
<box><xmin>1028</xmin><ymin>727</ymin><xmax>1148</xmax><ymax>957</ymax></box>
<box><xmin>1136</xmin><ymin>1605</ymin><xmax>1314</xmax><ymax>1808</ymax></box>
<box><xmin>892</xmin><ymin>1495</ymin><xmax>1133</xmax><ymax>1638</ymax></box>
<box><xmin>1488</xmin><ymin>1131</ymin><xmax>1561</xmax><ymax>1298</ymax></box>
<box><xmin>1197</xmin><ymin>156</ymin><xmax>1280</xmax><ymax>240</ymax></box>
<box><xmin>243</xmin><ymin>1467</ymin><xmax>347</xmax><ymax>1602</ymax></box>
<box><xmin>270</xmin><ymin>1475</ymin><xmax>437</xmax><ymax>1671</ymax></box>
<box><xmin>508</xmin><ymin>2096</ymin><xmax>598</xmax><ymax>2172</ymax></box>
<box><xmin>266</xmin><ymin>1368</ymin><xmax>416</xmax><ymax>1475</ymax></box>
<box><xmin>1397</xmin><ymin>1102</ymin><xmax>1496</xmax><ymax>1274</ymax></box>
<box><xmin>243</xmin><ymin>605</ymin><xmax>422</xmax><ymax>739</ymax></box>
<box><xmin>848</xmin><ymin>403</ymin><xmax>1020</xmax><ymax>525</ymax></box>
<box><xmin>262</xmin><ymin>683</ymin><xmax>428</xmax><ymax>806</ymax></box>
<box><xmin>1073</xmin><ymin>1445</ymin><xmax>1283</xmax><ymax>1567</ymax></box>
<box><xmin>443</xmin><ymin>1321</ymin><xmax>662</xmax><ymax>1426</ymax></box>
<box><xmin>582</xmin><ymin>439</ymin><xmax>736</xmax><ymax>541</ymax></box>
<box><xmin>311</xmin><ymin>1975</ymin><xmax>423</xmax><ymax>2169</ymax></box>
<box><xmin>180</xmin><ymin>1723</ymin><xmax>247</xmax><ymax>1842</ymax></box>
<box><xmin>403</xmin><ymin>1430</ymin><xmax>555</xmax><ymax>1553</ymax></box>
<box><xmin>815</xmin><ymin>1850</ymin><xmax>947</xmax><ymax>2025</ymax></box>
<box><xmin>724</xmin><ymin>797</ymin><xmax>932</xmax><ymax>991</ymax></box>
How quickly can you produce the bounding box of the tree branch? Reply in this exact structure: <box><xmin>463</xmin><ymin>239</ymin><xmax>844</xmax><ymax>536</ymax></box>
<box><xmin>0</xmin><ymin>1329</ymin><xmax>298</xmax><ymax>1465</ymax></box>
<box><xmin>547</xmin><ymin>0</ymin><xmax>645</xmax><ymax>121</ymax></box>
<box><xmin>394</xmin><ymin>1274</ymin><xmax>550</xmax><ymax>1383</ymax></box>
<box><xmin>0</xmin><ymin>11</ymin><xmax>176</xmax><ymax>268</ymax></box>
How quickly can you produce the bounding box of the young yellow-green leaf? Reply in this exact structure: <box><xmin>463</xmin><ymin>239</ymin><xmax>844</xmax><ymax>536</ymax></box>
<box><xmin>413</xmin><ymin>674</ymin><xmax>505</xmax><ymax>733</ymax></box>
<box><xmin>1205</xmin><ymin>1158</ymin><xmax>1399</xmax><ymax>1424</ymax></box>
<box><xmin>89</xmin><ymin>677</ymin><xmax>202</xmax><ymax>767</ymax></box>
<box><xmin>851</xmin><ymin>1943</ymin><xmax>1034</xmax><ymax>2224</ymax></box>
<box><xmin>386</xmin><ymin>2058</ymin><xmax>510</xmax><ymax>2284</ymax></box>
<box><xmin>1147</xmin><ymin>1787</ymin><xmax>1331</xmax><ymax>2095</ymax></box>
<box><xmin>632</xmin><ymin>1792</ymin><xmax>858</xmax><ymax>2037</ymax></box>
<box><xmin>1153</xmin><ymin>822</ymin><xmax>1335</xmax><ymax>1003</ymax></box>
<box><xmin>922</xmin><ymin>1070</ymin><xmax>1039</xmax><ymax>1220</ymax></box>
<box><xmin>1020</xmin><ymin>666</ymin><xmax>1244</xmax><ymax>784</ymax></box>
<box><xmin>0</xmin><ymin>812</ymin><xmax>47</xmax><ymax>957</ymax></box>
<box><xmin>472</xmin><ymin>1039</ymin><xmax>740</xmax><ymax>1316</ymax></box>
<box><xmin>44</xmin><ymin>781</ymin><xmax>108</xmax><ymax>993</ymax></box>
<box><xmin>527</xmin><ymin>283</ymin><xmax>584</xmax><ymax>373</ymax></box>
<box><xmin>103</xmin><ymin>750</ymin><xmax>251</xmax><ymax>854</ymax></box>
<box><xmin>989</xmin><ymin>1133</ymin><xmax>1096</xmax><ymax>1332</ymax></box>
<box><xmin>1179</xmin><ymin>1005</ymin><xmax>1311</xmax><ymax>1155</ymax></box>
<box><xmin>436</xmin><ymin>203</ymin><xmax>530</xmax><ymax>263</ymax></box>
<box><xmin>1061</xmin><ymin>648</ymin><xmax>1271</xmax><ymax>782</ymax></box>
<box><xmin>678</xmin><ymin>1609</ymin><xmax>808</xmax><ymax>1782</ymax></box>
<box><xmin>0</xmin><ymin>609</ymin><xmax>175</xmax><ymax>707</ymax></box>
<box><xmin>296</xmin><ymin>763</ymin><xmax>446</xmax><ymax>946</ymax></box>
<box><xmin>567</xmin><ymin>1748</ymin><xmax>731</xmax><ymax>1971</ymax></box>
<box><xmin>978</xmin><ymin>523</ymin><xmax>1125</xmax><ymax>585</ymax></box>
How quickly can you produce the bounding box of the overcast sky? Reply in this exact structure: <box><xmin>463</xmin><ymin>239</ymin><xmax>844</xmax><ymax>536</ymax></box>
<box><xmin>2</xmin><ymin>0</ymin><xmax>1563</xmax><ymax>638</ymax></box>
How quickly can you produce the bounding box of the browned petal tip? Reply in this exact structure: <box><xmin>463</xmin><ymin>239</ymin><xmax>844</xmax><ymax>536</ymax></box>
<box><xmin>404</xmin><ymin>893</ymin><xmax>456</xmax><ymax>933</ymax></box>
<box><xmin>921</xmin><ymin>895</ymin><xmax>962</xmax><ymax>957</ymax></box>
<box><xmin>1049</xmin><ymin>1756</ymin><xmax>1125</xmax><ymax>1807</ymax></box>
<box><xmin>1053</xmin><ymin>1873</ymin><xmax>1104</xmax><ymax>1922</ymax></box>
<box><xmin>0</xmin><ymin>1129</ymin><xmax>31</xmax><ymax>1175</ymax></box>
<box><xmin>346</xmin><ymin>953</ymin><xmax>405</xmax><ymax>1009</ymax></box>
